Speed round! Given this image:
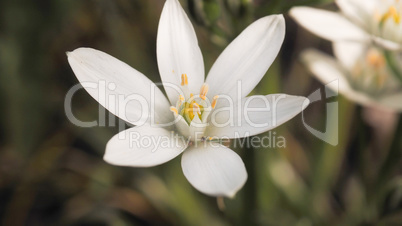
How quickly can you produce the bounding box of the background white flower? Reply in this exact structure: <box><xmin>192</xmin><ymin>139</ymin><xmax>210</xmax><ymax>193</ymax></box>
<box><xmin>290</xmin><ymin>0</ymin><xmax>402</xmax><ymax>50</ymax></box>
<box><xmin>67</xmin><ymin>0</ymin><xmax>309</xmax><ymax>197</ymax></box>
<box><xmin>301</xmin><ymin>42</ymin><xmax>402</xmax><ymax>111</ymax></box>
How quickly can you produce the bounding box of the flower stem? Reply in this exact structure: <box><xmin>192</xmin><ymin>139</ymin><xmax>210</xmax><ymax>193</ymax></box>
<box><xmin>376</xmin><ymin>115</ymin><xmax>402</xmax><ymax>186</ymax></box>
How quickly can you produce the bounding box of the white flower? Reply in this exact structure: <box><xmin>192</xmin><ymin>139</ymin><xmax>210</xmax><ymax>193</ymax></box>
<box><xmin>301</xmin><ymin>42</ymin><xmax>402</xmax><ymax>111</ymax></box>
<box><xmin>67</xmin><ymin>0</ymin><xmax>309</xmax><ymax>197</ymax></box>
<box><xmin>290</xmin><ymin>0</ymin><xmax>402</xmax><ymax>50</ymax></box>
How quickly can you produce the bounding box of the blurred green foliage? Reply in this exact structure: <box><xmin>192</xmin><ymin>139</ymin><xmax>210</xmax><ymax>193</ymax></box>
<box><xmin>0</xmin><ymin>0</ymin><xmax>401</xmax><ymax>225</ymax></box>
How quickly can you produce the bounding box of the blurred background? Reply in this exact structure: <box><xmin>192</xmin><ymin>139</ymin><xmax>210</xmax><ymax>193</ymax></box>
<box><xmin>0</xmin><ymin>0</ymin><xmax>401</xmax><ymax>225</ymax></box>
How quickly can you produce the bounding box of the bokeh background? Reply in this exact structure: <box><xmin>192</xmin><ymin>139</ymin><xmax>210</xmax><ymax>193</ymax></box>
<box><xmin>0</xmin><ymin>0</ymin><xmax>401</xmax><ymax>225</ymax></box>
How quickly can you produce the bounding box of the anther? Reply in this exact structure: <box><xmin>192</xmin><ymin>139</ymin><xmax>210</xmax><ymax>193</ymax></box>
<box><xmin>170</xmin><ymin>106</ymin><xmax>178</xmax><ymax>115</ymax></box>
<box><xmin>389</xmin><ymin>6</ymin><xmax>401</xmax><ymax>24</ymax></box>
<box><xmin>199</xmin><ymin>83</ymin><xmax>209</xmax><ymax>100</ymax></box>
<box><xmin>381</xmin><ymin>6</ymin><xmax>401</xmax><ymax>24</ymax></box>
<box><xmin>366</xmin><ymin>50</ymin><xmax>385</xmax><ymax>69</ymax></box>
<box><xmin>178</xmin><ymin>95</ymin><xmax>185</xmax><ymax>107</ymax></box>
<box><xmin>181</xmin><ymin>74</ymin><xmax>188</xmax><ymax>86</ymax></box>
<box><xmin>211</xmin><ymin>95</ymin><xmax>219</xmax><ymax>109</ymax></box>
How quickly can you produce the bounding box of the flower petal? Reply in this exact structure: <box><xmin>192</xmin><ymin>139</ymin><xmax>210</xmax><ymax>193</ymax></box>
<box><xmin>302</xmin><ymin>49</ymin><xmax>402</xmax><ymax>110</ymax></box>
<box><xmin>206</xmin><ymin>15</ymin><xmax>285</xmax><ymax>101</ymax></box>
<box><xmin>205</xmin><ymin>94</ymin><xmax>309</xmax><ymax>139</ymax></box>
<box><xmin>67</xmin><ymin>48</ymin><xmax>173</xmax><ymax>126</ymax></box>
<box><xmin>104</xmin><ymin>125</ymin><xmax>187</xmax><ymax>167</ymax></box>
<box><xmin>301</xmin><ymin>49</ymin><xmax>352</xmax><ymax>92</ymax></box>
<box><xmin>289</xmin><ymin>7</ymin><xmax>370</xmax><ymax>42</ymax></box>
<box><xmin>301</xmin><ymin>49</ymin><xmax>373</xmax><ymax>106</ymax></box>
<box><xmin>335</xmin><ymin>0</ymin><xmax>376</xmax><ymax>27</ymax></box>
<box><xmin>372</xmin><ymin>36</ymin><xmax>402</xmax><ymax>51</ymax></box>
<box><xmin>378</xmin><ymin>92</ymin><xmax>402</xmax><ymax>112</ymax></box>
<box><xmin>157</xmin><ymin>0</ymin><xmax>205</xmax><ymax>105</ymax></box>
<box><xmin>336</xmin><ymin>0</ymin><xmax>402</xmax><ymax>50</ymax></box>
<box><xmin>181</xmin><ymin>142</ymin><xmax>247</xmax><ymax>197</ymax></box>
<box><xmin>189</xmin><ymin>114</ymin><xmax>207</xmax><ymax>141</ymax></box>
<box><xmin>175</xmin><ymin>114</ymin><xmax>191</xmax><ymax>138</ymax></box>
<box><xmin>332</xmin><ymin>42</ymin><xmax>366</xmax><ymax>70</ymax></box>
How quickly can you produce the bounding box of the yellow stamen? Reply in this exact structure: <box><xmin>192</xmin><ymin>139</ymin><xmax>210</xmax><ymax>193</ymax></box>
<box><xmin>199</xmin><ymin>83</ymin><xmax>209</xmax><ymax>100</ymax></box>
<box><xmin>181</xmin><ymin>74</ymin><xmax>188</xmax><ymax>86</ymax></box>
<box><xmin>211</xmin><ymin>95</ymin><xmax>219</xmax><ymax>109</ymax></box>
<box><xmin>190</xmin><ymin>93</ymin><xmax>194</xmax><ymax>98</ymax></box>
<box><xmin>209</xmin><ymin>137</ymin><xmax>213</xmax><ymax>141</ymax></box>
<box><xmin>170</xmin><ymin>106</ymin><xmax>178</xmax><ymax>115</ymax></box>
<box><xmin>366</xmin><ymin>50</ymin><xmax>385</xmax><ymax>69</ymax></box>
<box><xmin>178</xmin><ymin>95</ymin><xmax>185</xmax><ymax>107</ymax></box>
<box><xmin>381</xmin><ymin>6</ymin><xmax>401</xmax><ymax>24</ymax></box>
<box><xmin>390</xmin><ymin>6</ymin><xmax>401</xmax><ymax>24</ymax></box>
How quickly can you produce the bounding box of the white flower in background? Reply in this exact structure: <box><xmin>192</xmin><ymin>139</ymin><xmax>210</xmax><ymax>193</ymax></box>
<box><xmin>290</xmin><ymin>0</ymin><xmax>402</xmax><ymax>50</ymax></box>
<box><xmin>67</xmin><ymin>0</ymin><xmax>309</xmax><ymax>197</ymax></box>
<box><xmin>302</xmin><ymin>42</ymin><xmax>402</xmax><ymax>111</ymax></box>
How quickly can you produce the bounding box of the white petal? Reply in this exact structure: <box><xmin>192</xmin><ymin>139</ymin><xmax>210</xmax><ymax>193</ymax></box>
<box><xmin>301</xmin><ymin>49</ymin><xmax>353</xmax><ymax>93</ymax></box>
<box><xmin>289</xmin><ymin>7</ymin><xmax>370</xmax><ymax>42</ymax></box>
<box><xmin>301</xmin><ymin>49</ymin><xmax>374</xmax><ymax>106</ymax></box>
<box><xmin>302</xmin><ymin>47</ymin><xmax>402</xmax><ymax>110</ymax></box>
<box><xmin>181</xmin><ymin>142</ymin><xmax>247</xmax><ymax>197</ymax></box>
<box><xmin>206</xmin><ymin>15</ymin><xmax>285</xmax><ymax>101</ymax></box>
<box><xmin>67</xmin><ymin>48</ymin><xmax>173</xmax><ymax>126</ymax></box>
<box><xmin>335</xmin><ymin>0</ymin><xmax>376</xmax><ymax>27</ymax></box>
<box><xmin>332</xmin><ymin>42</ymin><xmax>366</xmax><ymax>70</ymax></box>
<box><xmin>157</xmin><ymin>0</ymin><xmax>205</xmax><ymax>104</ymax></box>
<box><xmin>372</xmin><ymin>36</ymin><xmax>402</xmax><ymax>51</ymax></box>
<box><xmin>378</xmin><ymin>92</ymin><xmax>402</xmax><ymax>112</ymax></box>
<box><xmin>189</xmin><ymin>114</ymin><xmax>207</xmax><ymax>141</ymax></box>
<box><xmin>104</xmin><ymin>125</ymin><xmax>187</xmax><ymax>167</ymax></box>
<box><xmin>205</xmin><ymin>94</ymin><xmax>309</xmax><ymax>139</ymax></box>
<box><xmin>175</xmin><ymin>114</ymin><xmax>191</xmax><ymax>138</ymax></box>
